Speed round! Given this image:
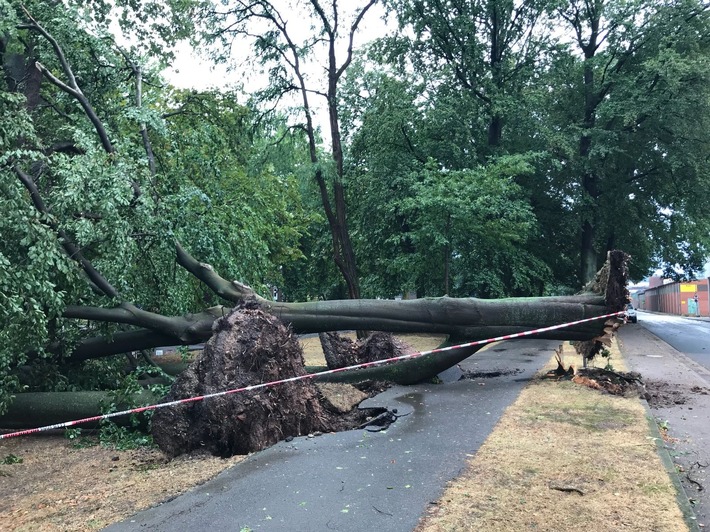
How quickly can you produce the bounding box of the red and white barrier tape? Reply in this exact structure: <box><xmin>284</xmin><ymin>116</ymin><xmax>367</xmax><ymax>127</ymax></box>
<box><xmin>0</xmin><ymin>311</ymin><xmax>624</xmax><ymax>440</ymax></box>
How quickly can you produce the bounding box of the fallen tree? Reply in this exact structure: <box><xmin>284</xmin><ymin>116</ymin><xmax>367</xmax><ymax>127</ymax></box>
<box><xmin>1</xmin><ymin>250</ymin><xmax>628</xmax><ymax>431</ymax></box>
<box><xmin>57</xmin><ymin>245</ymin><xmax>628</xmax><ymax>365</ymax></box>
<box><xmin>3</xmin><ymin>5</ymin><xmax>628</xmax><ymax>429</ymax></box>
<box><xmin>151</xmin><ymin>304</ymin><xmax>376</xmax><ymax>457</ymax></box>
<box><xmin>0</xmin><ymin>390</ymin><xmax>160</xmax><ymax>430</ymax></box>
<box><xmin>41</xmin><ymin>246</ymin><xmax>627</xmax><ymax>390</ymax></box>
<box><xmin>154</xmin><ymin>250</ymin><xmax>626</xmax><ymax>457</ymax></box>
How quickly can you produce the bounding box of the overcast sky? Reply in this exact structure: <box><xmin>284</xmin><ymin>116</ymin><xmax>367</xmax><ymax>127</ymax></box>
<box><xmin>163</xmin><ymin>3</ymin><xmax>390</xmax><ymax>92</ymax></box>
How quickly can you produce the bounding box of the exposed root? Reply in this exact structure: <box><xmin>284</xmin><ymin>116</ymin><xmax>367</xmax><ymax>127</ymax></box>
<box><xmin>545</xmin><ymin>344</ymin><xmax>575</xmax><ymax>378</ymax></box>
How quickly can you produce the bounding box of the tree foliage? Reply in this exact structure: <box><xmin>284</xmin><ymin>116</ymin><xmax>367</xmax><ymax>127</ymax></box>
<box><xmin>359</xmin><ymin>0</ymin><xmax>710</xmax><ymax>287</ymax></box>
<box><xmin>0</xmin><ymin>1</ymin><xmax>312</xmax><ymax>412</ymax></box>
<box><xmin>195</xmin><ymin>0</ymin><xmax>382</xmax><ymax>301</ymax></box>
<box><xmin>398</xmin><ymin>156</ymin><xmax>547</xmax><ymax>297</ymax></box>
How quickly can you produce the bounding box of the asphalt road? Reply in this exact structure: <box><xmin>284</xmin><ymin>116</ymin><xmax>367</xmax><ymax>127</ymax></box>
<box><xmin>104</xmin><ymin>339</ymin><xmax>555</xmax><ymax>532</ymax></box>
<box><xmin>637</xmin><ymin>311</ymin><xmax>710</xmax><ymax>370</ymax></box>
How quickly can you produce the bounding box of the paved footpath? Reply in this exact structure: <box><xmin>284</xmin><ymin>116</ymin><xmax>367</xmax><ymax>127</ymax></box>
<box><xmin>620</xmin><ymin>323</ymin><xmax>710</xmax><ymax>528</ymax></box>
<box><xmin>105</xmin><ymin>340</ymin><xmax>555</xmax><ymax>532</ymax></box>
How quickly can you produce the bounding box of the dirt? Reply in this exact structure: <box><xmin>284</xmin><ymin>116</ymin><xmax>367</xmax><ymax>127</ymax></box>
<box><xmin>0</xmin><ymin>438</ymin><xmax>244</xmax><ymax>531</ymax></box>
<box><xmin>566</xmin><ymin>366</ymin><xmax>710</xmax><ymax>409</ymax></box>
<box><xmin>540</xmin><ymin>350</ymin><xmax>710</xmax><ymax>409</ymax></box>
<box><xmin>643</xmin><ymin>380</ymin><xmax>710</xmax><ymax>408</ymax></box>
<box><xmin>460</xmin><ymin>368</ymin><xmax>524</xmax><ymax>379</ymax></box>
<box><xmin>151</xmin><ymin>306</ymin><xmax>370</xmax><ymax>457</ymax></box>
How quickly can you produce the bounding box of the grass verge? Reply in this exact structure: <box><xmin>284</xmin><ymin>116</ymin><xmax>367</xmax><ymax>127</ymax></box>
<box><xmin>416</xmin><ymin>341</ymin><xmax>689</xmax><ymax>532</ymax></box>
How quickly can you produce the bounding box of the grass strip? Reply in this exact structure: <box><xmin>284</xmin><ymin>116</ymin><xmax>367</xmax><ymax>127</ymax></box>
<box><xmin>417</xmin><ymin>341</ymin><xmax>689</xmax><ymax>532</ymax></box>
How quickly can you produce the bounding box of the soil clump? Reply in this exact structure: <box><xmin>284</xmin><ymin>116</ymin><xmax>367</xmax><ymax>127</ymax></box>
<box><xmin>643</xmin><ymin>380</ymin><xmax>710</xmax><ymax>408</ymax></box>
<box><xmin>320</xmin><ymin>330</ymin><xmax>417</xmax><ymax>369</ymax></box>
<box><xmin>460</xmin><ymin>368</ymin><xmax>524</xmax><ymax>379</ymax></box>
<box><xmin>571</xmin><ymin>367</ymin><xmax>644</xmax><ymax>396</ymax></box>
<box><xmin>151</xmin><ymin>304</ymin><xmax>378</xmax><ymax>458</ymax></box>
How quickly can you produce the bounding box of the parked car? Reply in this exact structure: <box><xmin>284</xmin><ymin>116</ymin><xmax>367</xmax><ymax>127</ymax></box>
<box><xmin>624</xmin><ymin>303</ymin><xmax>638</xmax><ymax>323</ymax></box>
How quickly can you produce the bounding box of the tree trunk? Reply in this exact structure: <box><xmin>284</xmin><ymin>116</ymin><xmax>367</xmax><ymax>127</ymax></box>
<box><xmin>272</xmin><ymin>294</ymin><xmax>609</xmax><ymax>337</ymax></box>
<box><xmin>62</xmin><ymin>250</ymin><xmax>629</xmax><ymax>364</ymax></box>
<box><xmin>0</xmin><ymin>390</ymin><xmax>159</xmax><ymax>429</ymax></box>
<box><xmin>578</xmin><ymin>15</ymin><xmax>602</xmax><ymax>284</ymax></box>
<box><xmin>63</xmin><ymin>294</ymin><xmax>606</xmax><ymax>363</ymax></box>
<box><xmin>7</xmin><ymin>252</ymin><xmax>628</xmax><ymax>429</ymax></box>
<box><xmin>316</xmin><ymin>344</ymin><xmax>483</xmax><ymax>386</ymax></box>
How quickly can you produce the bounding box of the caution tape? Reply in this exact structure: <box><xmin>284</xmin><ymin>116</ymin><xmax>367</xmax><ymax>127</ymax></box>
<box><xmin>0</xmin><ymin>311</ymin><xmax>624</xmax><ymax>440</ymax></box>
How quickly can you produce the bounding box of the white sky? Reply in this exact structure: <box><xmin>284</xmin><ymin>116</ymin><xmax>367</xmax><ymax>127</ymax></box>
<box><xmin>163</xmin><ymin>0</ymin><xmax>396</xmax><ymax>148</ymax></box>
<box><xmin>164</xmin><ymin>4</ymin><xmax>391</xmax><ymax>90</ymax></box>
<box><xmin>164</xmin><ymin>46</ymin><xmax>240</xmax><ymax>92</ymax></box>
<box><xmin>162</xmin><ymin>1</ymin><xmax>392</xmax><ymax>134</ymax></box>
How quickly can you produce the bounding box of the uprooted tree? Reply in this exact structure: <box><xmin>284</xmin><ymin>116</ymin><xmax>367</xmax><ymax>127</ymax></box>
<box><xmin>1</xmin><ymin>3</ymin><xmax>633</xmax><ymax>441</ymax></box>
<box><xmin>15</xmin><ymin>242</ymin><xmax>628</xmax><ymax>369</ymax></box>
<box><xmin>0</xmin><ymin>244</ymin><xmax>629</xmax><ymax>432</ymax></box>
<box><xmin>147</xmin><ymin>249</ymin><xmax>628</xmax><ymax>457</ymax></box>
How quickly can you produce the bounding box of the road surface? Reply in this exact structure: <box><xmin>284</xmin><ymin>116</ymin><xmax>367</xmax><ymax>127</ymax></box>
<box><xmin>621</xmin><ymin>313</ymin><xmax>710</xmax><ymax>527</ymax></box>
<box><xmin>637</xmin><ymin>311</ymin><xmax>710</xmax><ymax>371</ymax></box>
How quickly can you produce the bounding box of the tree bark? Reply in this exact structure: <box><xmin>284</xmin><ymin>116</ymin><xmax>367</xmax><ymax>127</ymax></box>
<box><xmin>60</xmin><ymin>250</ymin><xmax>629</xmax><ymax>363</ymax></box>
<box><xmin>0</xmin><ymin>390</ymin><xmax>159</xmax><ymax>429</ymax></box>
<box><xmin>570</xmin><ymin>1</ymin><xmax>603</xmax><ymax>284</ymax></box>
<box><xmin>8</xmin><ymin>252</ymin><xmax>628</xmax><ymax>428</ymax></box>
<box><xmin>315</xmin><ymin>344</ymin><xmax>483</xmax><ymax>386</ymax></box>
<box><xmin>62</xmin><ymin>294</ymin><xmax>608</xmax><ymax>363</ymax></box>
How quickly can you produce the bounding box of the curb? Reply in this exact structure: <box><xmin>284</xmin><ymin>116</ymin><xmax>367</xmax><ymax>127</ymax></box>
<box><xmin>641</xmin><ymin>399</ymin><xmax>700</xmax><ymax>532</ymax></box>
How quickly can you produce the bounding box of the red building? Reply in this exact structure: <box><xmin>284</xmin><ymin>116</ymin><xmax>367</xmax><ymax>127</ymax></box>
<box><xmin>637</xmin><ymin>279</ymin><xmax>710</xmax><ymax>317</ymax></box>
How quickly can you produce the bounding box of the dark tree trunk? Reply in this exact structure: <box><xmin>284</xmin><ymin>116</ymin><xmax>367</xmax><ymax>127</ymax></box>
<box><xmin>577</xmin><ymin>10</ymin><xmax>602</xmax><ymax>284</ymax></box>
<box><xmin>59</xmin><ymin>250</ymin><xmax>629</xmax><ymax>364</ymax></box>
<box><xmin>7</xmin><ymin>252</ymin><xmax>629</xmax><ymax>430</ymax></box>
<box><xmin>0</xmin><ymin>390</ymin><xmax>159</xmax><ymax>429</ymax></box>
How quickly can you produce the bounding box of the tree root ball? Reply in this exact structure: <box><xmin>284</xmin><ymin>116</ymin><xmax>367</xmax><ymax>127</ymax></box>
<box><xmin>151</xmin><ymin>305</ymin><xmax>343</xmax><ymax>457</ymax></box>
<box><xmin>320</xmin><ymin>331</ymin><xmax>416</xmax><ymax>370</ymax></box>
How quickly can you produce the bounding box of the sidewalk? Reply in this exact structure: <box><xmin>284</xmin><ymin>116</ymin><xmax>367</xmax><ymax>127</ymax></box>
<box><xmin>620</xmin><ymin>324</ymin><xmax>710</xmax><ymax>530</ymax></box>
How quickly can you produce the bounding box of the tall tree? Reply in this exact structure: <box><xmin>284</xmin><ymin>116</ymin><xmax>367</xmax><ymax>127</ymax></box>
<box><xmin>383</xmin><ymin>0</ymin><xmax>710</xmax><ymax>285</ymax></box>
<box><xmin>0</xmin><ymin>2</ymin><xmax>311</xmax><ymax>411</ymax></box>
<box><xmin>388</xmin><ymin>0</ymin><xmax>551</xmax><ymax>159</ymax></box>
<box><xmin>200</xmin><ymin>0</ymin><xmax>380</xmax><ymax>300</ymax></box>
<box><xmin>398</xmin><ymin>157</ymin><xmax>546</xmax><ymax>297</ymax></box>
<box><xmin>550</xmin><ymin>0</ymin><xmax>710</xmax><ymax>282</ymax></box>
<box><xmin>342</xmin><ymin>66</ymin><xmax>550</xmax><ymax>298</ymax></box>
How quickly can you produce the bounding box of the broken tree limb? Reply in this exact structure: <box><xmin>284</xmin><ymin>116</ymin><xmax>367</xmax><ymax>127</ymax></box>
<box><xmin>573</xmin><ymin>250</ymin><xmax>630</xmax><ymax>361</ymax></box>
<box><xmin>0</xmin><ymin>390</ymin><xmax>159</xmax><ymax>429</ymax></box>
